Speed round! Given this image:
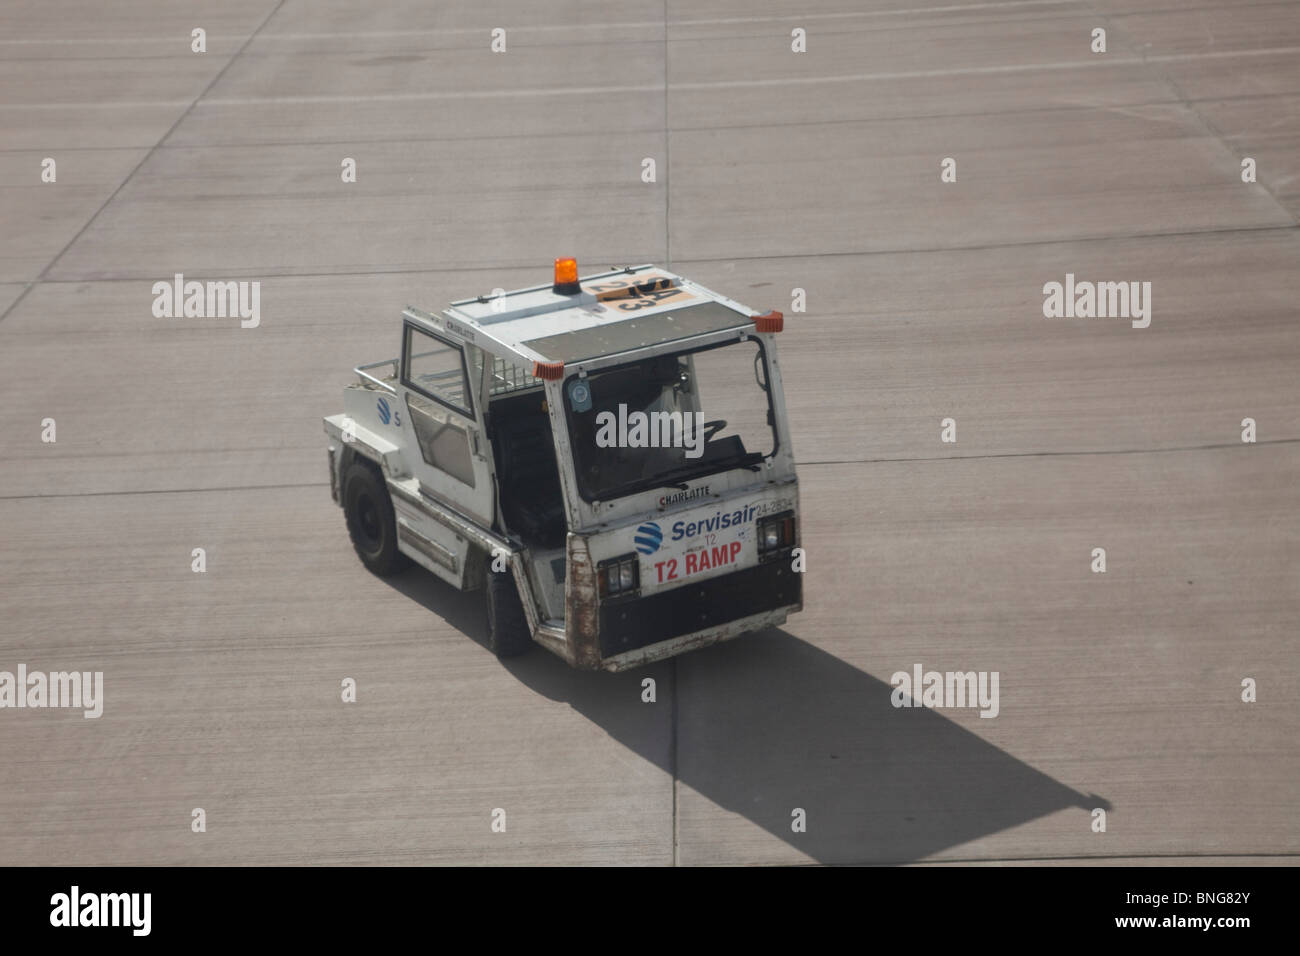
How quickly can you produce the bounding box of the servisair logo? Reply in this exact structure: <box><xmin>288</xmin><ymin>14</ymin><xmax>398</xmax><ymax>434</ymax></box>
<box><xmin>375</xmin><ymin>395</ymin><xmax>402</xmax><ymax>427</ymax></box>
<box><xmin>637</xmin><ymin>502</ymin><xmax>766</xmax><ymax>553</ymax></box>
<box><xmin>634</xmin><ymin>522</ymin><xmax>663</xmax><ymax>555</ymax></box>
<box><xmin>670</xmin><ymin>503</ymin><xmax>759</xmax><ymax>542</ymax></box>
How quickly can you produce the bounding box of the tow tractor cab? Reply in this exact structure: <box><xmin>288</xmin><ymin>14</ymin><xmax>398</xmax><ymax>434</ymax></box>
<box><xmin>323</xmin><ymin>260</ymin><xmax>801</xmax><ymax>671</ymax></box>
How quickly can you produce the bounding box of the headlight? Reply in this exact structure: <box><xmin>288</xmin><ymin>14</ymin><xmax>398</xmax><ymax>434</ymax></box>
<box><xmin>598</xmin><ymin>553</ymin><xmax>641</xmax><ymax>598</ymax></box>
<box><xmin>757</xmin><ymin>511</ymin><xmax>796</xmax><ymax>559</ymax></box>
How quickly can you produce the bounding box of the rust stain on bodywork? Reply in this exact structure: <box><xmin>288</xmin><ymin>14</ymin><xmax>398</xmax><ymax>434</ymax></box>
<box><xmin>565</xmin><ymin>534</ymin><xmax>602</xmax><ymax>669</ymax></box>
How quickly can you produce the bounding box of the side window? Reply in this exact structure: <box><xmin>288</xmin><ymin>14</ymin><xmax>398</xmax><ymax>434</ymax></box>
<box><xmin>402</xmin><ymin>324</ymin><xmax>474</xmax><ymax>417</ymax></box>
<box><xmin>405</xmin><ymin>392</ymin><xmax>476</xmax><ymax>487</ymax></box>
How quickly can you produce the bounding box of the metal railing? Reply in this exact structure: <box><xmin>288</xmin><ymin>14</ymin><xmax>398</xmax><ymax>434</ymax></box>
<box><xmin>356</xmin><ymin>357</ymin><xmax>540</xmax><ymax>397</ymax></box>
<box><xmin>490</xmin><ymin>356</ymin><xmax>542</xmax><ymax>396</ymax></box>
<box><xmin>353</xmin><ymin>358</ymin><xmax>398</xmax><ymax>394</ymax></box>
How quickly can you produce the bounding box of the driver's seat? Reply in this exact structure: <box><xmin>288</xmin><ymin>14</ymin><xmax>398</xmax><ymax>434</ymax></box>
<box><xmin>493</xmin><ymin>411</ymin><xmax>567</xmax><ymax>548</ymax></box>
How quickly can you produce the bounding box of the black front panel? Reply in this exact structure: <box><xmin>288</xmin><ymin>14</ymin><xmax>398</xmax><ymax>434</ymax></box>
<box><xmin>598</xmin><ymin>551</ymin><xmax>800</xmax><ymax>659</ymax></box>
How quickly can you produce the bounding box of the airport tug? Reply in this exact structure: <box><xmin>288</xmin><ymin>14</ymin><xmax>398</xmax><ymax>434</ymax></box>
<box><xmin>323</xmin><ymin>260</ymin><xmax>801</xmax><ymax>670</ymax></box>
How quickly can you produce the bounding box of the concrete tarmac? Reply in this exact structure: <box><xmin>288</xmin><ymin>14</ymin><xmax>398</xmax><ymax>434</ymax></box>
<box><xmin>1</xmin><ymin>0</ymin><xmax>1297</xmax><ymax>865</ymax></box>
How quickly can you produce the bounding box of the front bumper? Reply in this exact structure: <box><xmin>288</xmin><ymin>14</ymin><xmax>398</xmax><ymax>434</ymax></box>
<box><xmin>598</xmin><ymin>605</ymin><xmax>796</xmax><ymax>672</ymax></box>
<box><xmin>597</xmin><ymin>547</ymin><xmax>802</xmax><ymax>670</ymax></box>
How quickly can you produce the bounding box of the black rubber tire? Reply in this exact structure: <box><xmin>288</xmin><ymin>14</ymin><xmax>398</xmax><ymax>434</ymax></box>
<box><xmin>342</xmin><ymin>460</ymin><xmax>410</xmax><ymax>577</ymax></box>
<box><xmin>485</xmin><ymin>566</ymin><xmax>532</xmax><ymax>658</ymax></box>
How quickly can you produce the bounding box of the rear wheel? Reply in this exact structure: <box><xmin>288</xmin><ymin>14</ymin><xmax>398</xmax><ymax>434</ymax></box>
<box><xmin>485</xmin><ymin>566</ymin><xmax>532</xmax><ymax>658</ymax></box>
<box><xmin>343</xmin><ymin>460</ymin><xmax>410</xmax><ymax>576</ymax></box>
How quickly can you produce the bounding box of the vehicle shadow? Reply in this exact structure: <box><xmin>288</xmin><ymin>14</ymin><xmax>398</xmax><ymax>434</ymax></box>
<box><xmin>388</xmin><ymin>570</ymin><xmax>1107</xmax><ymax>865</ymax></box>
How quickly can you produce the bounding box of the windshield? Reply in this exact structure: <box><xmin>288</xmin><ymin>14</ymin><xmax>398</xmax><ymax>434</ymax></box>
<box><xmin>563</xmin><ymin>338</ymin><xmax>777</xmax><ymax>501</ymax></box>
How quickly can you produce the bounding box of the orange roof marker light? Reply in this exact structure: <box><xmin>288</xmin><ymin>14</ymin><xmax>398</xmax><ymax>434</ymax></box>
<box><xmin>752</xmin><ymin>309</ymin><xmax>784</xmax><ymax>333</ymax></box>
<box><xmin>533</xmin><ymin>360</ymin><xmax>565</xmax><ymax>380</ymax></box>
<box><xmin>553</xmin><ymin>257</ymin><xmax>580</xmax><ymax>295</ymax></box>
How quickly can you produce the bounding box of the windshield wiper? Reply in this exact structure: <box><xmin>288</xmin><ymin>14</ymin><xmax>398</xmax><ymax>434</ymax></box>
<box><xmin>647</xmin><ymin>458</ymin><xmax>748</xmax><ymax>491</ymax></box>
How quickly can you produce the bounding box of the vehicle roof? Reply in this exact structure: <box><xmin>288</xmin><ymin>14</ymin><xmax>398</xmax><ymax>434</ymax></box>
<box><xmin>404</xmin><ymin>264</ymin><xmax>761</xmax><ymax>372</ymax></box>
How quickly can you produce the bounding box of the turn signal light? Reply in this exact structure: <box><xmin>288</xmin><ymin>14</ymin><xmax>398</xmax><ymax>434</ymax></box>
<box><xmin>598</xmin><ymin>554</ymin><xmax>640</xmax><ymax>598</ymax></box>
<box><xmin>758</xmin><ymin>511</ymin><xmax>796</xmax><ymax>558</ymax></box>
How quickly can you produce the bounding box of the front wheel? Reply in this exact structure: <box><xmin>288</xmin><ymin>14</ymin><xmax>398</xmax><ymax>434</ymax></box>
<box><xmin>485</xmin><ymin>566</ymin><xmax>532</xmax><ymax>658</ymax></box>
<box><xmin>342</xmin><ymin>461</ymin><xmax>410</xmax><ymax>576</ymax></box>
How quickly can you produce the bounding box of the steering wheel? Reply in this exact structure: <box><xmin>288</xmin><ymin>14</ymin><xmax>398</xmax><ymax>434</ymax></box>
<box><xmin>702</xmin><ymin>419</ymin><xmax>727</xmax><ymax>442</ymax></box>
